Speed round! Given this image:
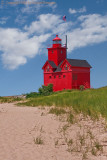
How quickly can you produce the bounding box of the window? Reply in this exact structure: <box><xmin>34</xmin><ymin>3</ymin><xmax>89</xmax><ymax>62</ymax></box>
<box><xmin>54</xmin><ymin>76</ymin><xmax>56</xmax><ymax>78</ymax></box>
<box><xmin>64</xmin><ymin>64</ymin><xmax>69</xmax><ymax>70</ymax></box>
<box><xmin>59</xmin><ymin>75</ymin><xmax>61</xmax><ymax>78</ymax></box>
<box><xmin>49</xmin><ymin>76</ymin><xmax>51</xmax><ymax>79</ymax></box>
<box><xmin>73</xmin><ymin>74</ymin><xmax>77</xmax><ymax>80</ymax></box>
<box><xmin>64</xmin><ymin>64</ymin><xmax>68</xmax><ymax>70</ymax></box>
<box><xmin>47</xmin><ymin>65</ymin><xmax>50</xmax><ymax>72</ymax></box>
<box><xmin>63</xmin><ymin>75</ymin><xmax>66</xmax><ymax>78</ymax></box>
<box><xmin>53</xmin><ymin>40</ymin><xmax>61</xmax><ymax>44</ymax></box>
<box><xmin>52</xmin><ymin>50</ymin><xmax>53</xmax><ymax>54</ymax></box>
<box><xmin>61</xmin><ymin>50</ymin><xmax>63</xmax><ymax>54</ymax></box>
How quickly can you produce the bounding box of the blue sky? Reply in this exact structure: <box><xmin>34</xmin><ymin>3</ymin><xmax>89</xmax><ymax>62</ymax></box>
<box><xmin>0</xmin><ymin>0</ymin><xmax>107</xmax><ymax>96</ymax></box>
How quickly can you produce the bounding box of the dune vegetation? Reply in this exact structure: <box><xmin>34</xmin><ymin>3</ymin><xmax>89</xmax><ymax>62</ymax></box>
<box><xmin>18</xmin><ymin>86</ymin><xmax>107</xmax><ymax>119</ymax></box>
<box><xmin>0</xmin><ymin>96</ymin><xmax>23</xmax><ymax>103</ymax></box>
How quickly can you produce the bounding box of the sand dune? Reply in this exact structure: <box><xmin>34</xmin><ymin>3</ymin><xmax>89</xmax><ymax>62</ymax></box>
<box><xmin>0</xmin><ymin>103</ymin><xmax>107</xmax><ymax>160</ymax></box>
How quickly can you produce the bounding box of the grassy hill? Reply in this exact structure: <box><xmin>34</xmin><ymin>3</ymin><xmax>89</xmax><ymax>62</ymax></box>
<box><xmin>18</xmin><ymin>87</ymin><xmax>107</xmax><ymax>119</ymax></box>
<box><xmin>0</xmin><ymin>96</ymin><xmax>22</xmax><ymax>103</ymax></box>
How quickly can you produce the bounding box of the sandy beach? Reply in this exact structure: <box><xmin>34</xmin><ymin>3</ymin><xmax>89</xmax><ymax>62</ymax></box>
<box><xmin>0</xmin><ymin>103</ymin><xmax>107</xmax><ymax>160</ymax></box>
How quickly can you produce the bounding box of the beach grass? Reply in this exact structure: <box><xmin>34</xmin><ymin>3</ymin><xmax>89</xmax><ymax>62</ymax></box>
<box><xmin>0</xmin><ymin>96</ymin><xmax>23</xmax><ymax>103</ymax></box>
<box><xmin>18</xmin><ymin>86</ymin><xmax>107</xmax><ymax>119</ymax></box>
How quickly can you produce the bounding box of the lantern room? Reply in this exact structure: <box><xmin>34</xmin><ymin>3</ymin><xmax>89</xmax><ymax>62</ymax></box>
<box><xmin>52</xmin><ymin>35</ymin><xmax>62</xmax><ymax>48</ymax></box>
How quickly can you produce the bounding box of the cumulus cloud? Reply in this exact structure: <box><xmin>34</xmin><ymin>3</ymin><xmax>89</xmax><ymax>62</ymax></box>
<box><xmin>0</xmin><ymin>27</ymin><xmax>51</xmax><ymax>69</ymax></box>
<box><xmin>69</xmin><ymin>6</ymin><xmax>86</xmax><ymax>14</ymax></box>
<box><xmin>0</xmin><ymin>14</ymin><xmax>63</xmax><ymax>70</ymax></box>
<box><xmin>67</xmin><ymin>14</ymin><xmax>107</xmax><ymax>52</ymax></box>
<box><xmin>24</xmin><ymin>14</ymin><xmax>62</xmax><ymax>34</ymax></box>
<box><xmin>24</xmin><ymin>14</ymin><xmax>73</xmax><ymax>36</ymax></box>
<box><xmin>0</xmin><ymin>13</ymin><xmax>107</xmax><ymax>70</ymax></box>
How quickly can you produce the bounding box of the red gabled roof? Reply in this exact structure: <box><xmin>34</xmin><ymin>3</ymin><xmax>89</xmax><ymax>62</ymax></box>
<box><xmin>53</xmin><ymin>35</ymin><xmax>61</xmax><ymax>41</ymax></box>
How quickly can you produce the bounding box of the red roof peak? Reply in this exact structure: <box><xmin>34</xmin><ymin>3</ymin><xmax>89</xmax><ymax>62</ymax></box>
<box><xmin>53</xmin><ymin>35</ymin><xmax>61</xmax><ymax>41</ymax></box>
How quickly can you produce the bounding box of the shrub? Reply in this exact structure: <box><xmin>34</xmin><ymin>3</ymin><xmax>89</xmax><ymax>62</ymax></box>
<box><xmin>79</xmin><ymin>85</ymin><xmax>85</xmax><ymax>91</ymax></box>
<box><xmin>38</xmin><ymin>84</ymin><xmax>53</xmax><ymax>96</ymax></box>
<box><xmin>26</xmin><ymin>92</ymin><xmax>40</xmax><ymax>98</ymax></box>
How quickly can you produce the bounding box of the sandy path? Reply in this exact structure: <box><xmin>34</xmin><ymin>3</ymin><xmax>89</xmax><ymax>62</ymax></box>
<box><xmin>0</xmin><ymin>103</ymin><xmax>74</xmax><ymax>160</ymax></box>
<box><xmin>0</xmin><ymin>103</ymin><xmax>107</xmax><ymax>160</ymax></box>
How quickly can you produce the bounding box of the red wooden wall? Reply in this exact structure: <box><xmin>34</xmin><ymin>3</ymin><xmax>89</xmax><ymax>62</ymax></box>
<box><xmin>43</xmin><ymin>66</ymin><xmax>90</xmax><ymax>91</ymax></box>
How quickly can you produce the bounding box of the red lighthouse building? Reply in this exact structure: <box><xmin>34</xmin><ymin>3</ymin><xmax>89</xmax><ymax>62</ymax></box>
<box><xmin>42</xmin><ymin>35</ymin><xmax>92</xmax><ymax>91</ymax></box>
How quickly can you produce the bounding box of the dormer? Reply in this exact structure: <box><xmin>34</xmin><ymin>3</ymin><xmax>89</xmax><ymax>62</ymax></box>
<box><xmin>42</xmin><ymin>60</ymin><xmax>57</xmax><ymax>72</ymax></box>
<box><xmin>61</xmin><ymin>59</ymin><xmax>71</xmax><ymax>71</ymax></box>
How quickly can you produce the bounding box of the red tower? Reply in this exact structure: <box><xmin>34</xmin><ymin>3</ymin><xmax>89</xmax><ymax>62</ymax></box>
<box><xmin>48</xmin><ymin>35</ymin><xmax>66</xmax><ymax>66</ymax></box>
<box><xmin>42</xmin><ymin>35</ymin><xmax>92</xmax><ymax>91</ymax></box>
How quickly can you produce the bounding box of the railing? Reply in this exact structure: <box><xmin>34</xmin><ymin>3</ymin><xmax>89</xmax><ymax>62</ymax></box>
<box><xmin>47</xmin><ymin>44</ymin><xmax>67</xmax><ymax>48</ymax></box>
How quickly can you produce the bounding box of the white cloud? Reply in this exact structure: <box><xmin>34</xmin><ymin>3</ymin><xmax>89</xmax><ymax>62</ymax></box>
<box><xmin>0</xmin><ymin>13</ymin><xmax>69</xmax><ymax>70</ymax></box>
<box><xmin>15</xmin><ymin>15</ymin><xmax>27</xmax><ymax>25</ymax></box>
<box><xmin>0</xmin><ymin>27</ymin><xmax>51</xmax><ymax>69</ymax></box>
<box><xmin>0</xmin><ymin>17</ymin><xmax>9</xmax><ymax>24</ymax></box>
<box><xmin>24</xmin><ymin>14</ymin><xmax>62</xmax><ymax>34</ymax></box>
<box><xmin>21</xmin><ymin>0</ymin><xmax>57</xmax><ymax>14</ymax></box>
<box><xmin>69</xmin><ymin>9</ymin><xmax>77</xmax><ymax>14</ymax></box>
<box><xmin>0</xmin><ymin>13</ymin><xmax>107</xmax><ymax>70</ymax></box>
<box><xmin>67</xmin><ymin>14</ymin><xmax>107</xmax><ymax>52</ymax></box>
<box><xmin>21</xmin><ymin>4</ymin><xmax>39</xmax><ymax>14</ymax></box>
<box><xmin>25</xmin><ymin>13</ymin><xmax>73</xmax><ymax>36</ymax></box>
<box><xmin>69</xmin><ymin>6</ymin><xmax>86</xmax><ymax>14</ymax></box>
<box><xmin>0</xmin><ymin>14</ymin><xmax>64</xmax><ymax>70</ymax></box>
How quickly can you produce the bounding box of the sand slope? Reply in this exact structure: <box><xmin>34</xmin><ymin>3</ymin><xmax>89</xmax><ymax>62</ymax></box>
<box><xmin>0</xmin><ymin>103</ymin><xmax>107</xmax><ymax>160</ymax></box>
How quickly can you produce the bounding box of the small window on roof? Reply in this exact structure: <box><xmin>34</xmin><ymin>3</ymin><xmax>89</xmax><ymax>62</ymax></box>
<box><xmin>64</xmin><ymin>64</ymin><xmax>68</xmax><ymax>70</ymax></box>
<box><xmin>47</xmin><ymin>65</ymin><xmax>50</xmax><ymax>72</ymax></box>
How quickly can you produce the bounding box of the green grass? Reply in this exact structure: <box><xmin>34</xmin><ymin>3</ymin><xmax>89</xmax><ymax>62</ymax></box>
<box><xmin>26</xmin><ymin>92</ymin><xmax>40</xmax><ymax>98</ymax></box>
<box><xmin>18</xmin><ymin>87</ymin><xmax>107</xmax><ymax>119</ymax></box>
<box><xmin>49</xmin><ymin>108</ymin><xmax>66</xmax><ymax>116</ymax></box>
<box><xmin>0</xmin><ymin>96</ymin><xmax>23</xmax><ymax>103</ymax></box>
